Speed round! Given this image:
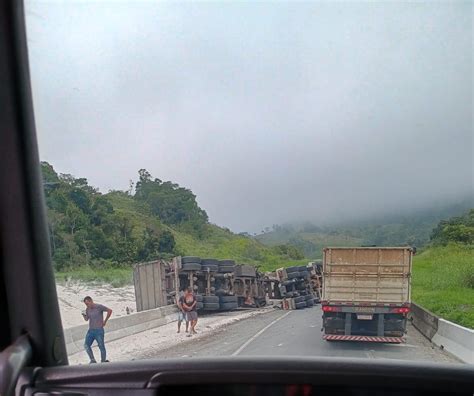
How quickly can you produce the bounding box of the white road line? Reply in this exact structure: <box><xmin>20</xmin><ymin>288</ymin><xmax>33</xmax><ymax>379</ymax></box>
<box><xmin>365</xmin><ymin>350</ymin><xmax>376</xmax><ymax>359</ymax></box>
<box><xmin>231</xmin><ymin>311</ymin><xmax>292</xmax><ymax>356</ymax></box>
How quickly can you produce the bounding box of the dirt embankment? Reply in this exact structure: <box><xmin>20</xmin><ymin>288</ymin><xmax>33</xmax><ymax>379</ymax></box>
<box><xmin>56</xmin><ymin>281</ymin><xmax>136</xmax><ymax>329</ymax></box>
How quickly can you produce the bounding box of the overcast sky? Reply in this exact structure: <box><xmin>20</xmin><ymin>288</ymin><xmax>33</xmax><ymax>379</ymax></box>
<box><xmin>25</xmin><ymin>1</ymin><xmax>472</xmax><ymax>232</ymax></box>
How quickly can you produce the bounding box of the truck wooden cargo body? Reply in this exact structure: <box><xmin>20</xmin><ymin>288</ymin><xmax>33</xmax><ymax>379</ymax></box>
<box><xmin>321</xmin><ymin>247</ymin><xmax>413</xmax><ymax>343</ymax></box>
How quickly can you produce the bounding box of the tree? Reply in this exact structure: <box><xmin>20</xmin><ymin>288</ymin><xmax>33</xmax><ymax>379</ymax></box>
<box><xmin>158</xmin><ymin>230</ymin><xmax>176</xmax><ymax>253</ymax></box>
<box><xmin>41</xmin><ymin>161</ymin><xmax>60</xmax><ymax>183</ymax></box>
<box><xmin>431</xmin><ymin>209</ymin><xmax>474</xmax><ymax>245</ymax></box>
<box><xmin>133</xmin><ymin>169</ymin><xmax>208</xmax><ymax>230</ymax></box>
<box><xmin>136</xmin><ymin>227</ymin><xmax>161</xmax><ymax>261</ymax></box>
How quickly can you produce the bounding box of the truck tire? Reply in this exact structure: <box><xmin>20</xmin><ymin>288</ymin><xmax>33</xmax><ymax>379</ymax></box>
<box><xmin>219</xmin><ymin>295</ymin><xmax>238</xmax><ymax>303</ymax></box>
<box><xmin>201</xmin><ymin>264</ymin><xmax>218</xmax><ymax>272</ymax></box>
<box><xmin>304</xmin><ymin>294</ymin><xmax>313</xmax><ymax>301</ymax></box>
<box><xmin>255</xmin><ymin>298</ymin><xmax>267</xmax><ymax>308</ymax></box>
<box><xmin>284</xmin><ymin>282</ymin><xmax>295</xmax><ymax>291</ymax></box>
<box><xmin>182</xmin><ymin>263</ymin><xmax>202</xmax><ymax>271</ymax></box>
<box><xmin>285</xmin><ymin>266</ymin><xmax>300</xmax><ymax>274</ymax></box>
<box><xmin>201</xmin><ymin>258</ymin><xmax>219</xmax><ymax>266</ymax></box>
<box><xmin>299</xmin><ymin>271</ymin><xmax>309</xmax><ymax>278</ymax></box>
<box><xmin>287</xmin><ymin>272</ymin><xmax>301</xmax><ymax>280</ymax></box>
<box><xmin>215</xmin><ymin>289</ymin><xmax>227</xmax><ymax>296</ymax></box>
<box><xmin>282</xmin><ymin>280</ymin><xmax>295</xmax><ymax>287</ymax></box>
<box><xmin>298</xmin><ymin>266</ymin><xmax>307</xmax><ymax>271</ymax></box>
<box><xmin>294</xmin><ymin>296</ymin><xmax>305</xmax><ymax>303</ymax></box>
<box><xmin>219</xmin><ymin>260</ymin><xmax>235</xmax><ymax>266</ymax></box>
<box><xmin>195</xmin><ymin>294</ymin><xmax>203</xmax><ymax>302</ymax></box>
<box><xmin>295</xmin><ymin>302</ymin><xmax>306</xmax><ymax>309</ymax></box>
<box><xmin>203</xmin><ymin>295</ymin><xmax>219</xmax><ymax>304</ymax></box>
<box><xmin>306</xmin><ymin>299</ymin><xmax>314</xmax><ymax>307</ymax></box>
<box><xmin>220</xmin><ymin>302</ymin><xmax>238</xmax><ymax>310</ymax></box>
<box><xmin>196</xmin><ymin>302</ymin><xmax>204</xmax><ymax>310</ymax></box>
<box><xmin>203</xmin><ymin>303</ymin><xmax>219</xmax><ymax>310</ymax></box>
<box><xmin>219</xmin><ymin>265</ymin><xmax>235</xmax><ymax>273</ymax></box>
<box><xmin>182</xmin><ymin>256</ymin><xmax>201</xmax><ymax>264</ymax></box>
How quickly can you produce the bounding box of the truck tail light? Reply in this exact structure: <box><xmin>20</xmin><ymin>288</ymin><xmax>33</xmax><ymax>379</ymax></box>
<box><xmin>322</xmin><ymin>305</ymin><xmax>341</xmax><ymax>312</ymax></box>
<box><xmin>391</xmin><ymin>307</ymin><xmax>410</xmax><ymax>314</ymax></box>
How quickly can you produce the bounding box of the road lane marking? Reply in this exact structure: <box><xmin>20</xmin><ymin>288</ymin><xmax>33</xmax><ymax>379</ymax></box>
<box><xmin>365</xmin><ymin>350</ymin><xmax>375</xmax><ymax>359</ymax></box>
<box><xmin>231</xmin><ymin>311</ymin><xmax>292</xmax><ymax>356</ymax></box>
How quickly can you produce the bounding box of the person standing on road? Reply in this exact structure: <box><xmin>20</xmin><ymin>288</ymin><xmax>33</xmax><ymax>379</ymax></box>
<box><xmin>182</xmin><ymin>286</ymin><xmax>198</xmax><ymax>337</ymax></box>
<box><xmin>177</xmin><ymin>290</ymin><xmax>189</xmax><ymax>333</ymax></box>
<box><xmin>82</xmin><ymin>296</ymin><xmax>113</xmax><ymax>363</ymax></box>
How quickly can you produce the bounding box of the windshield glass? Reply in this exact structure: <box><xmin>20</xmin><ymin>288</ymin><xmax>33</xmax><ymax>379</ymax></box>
<box><xmin>24</xmin><ymin>0</ymin><xmax>473</xmax><ymax>365</ymax></box>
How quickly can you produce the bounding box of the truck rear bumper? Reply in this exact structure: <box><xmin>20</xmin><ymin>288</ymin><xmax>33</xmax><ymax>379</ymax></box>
<box><xmin>323</xmin><ymin>334</ymin><xmax>404</xmax><ymax>343</ymax></box>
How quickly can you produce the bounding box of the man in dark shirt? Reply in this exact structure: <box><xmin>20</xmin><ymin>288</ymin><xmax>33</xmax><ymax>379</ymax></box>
<box><xmin>182</xmin><ymin>287</ymin><xmax>198</xmax><ymax>336</ymax></box>
<box><xmin>82</xmin><ymin>296</ymin><xmax>113</xmax><ymax>363</ymax></box>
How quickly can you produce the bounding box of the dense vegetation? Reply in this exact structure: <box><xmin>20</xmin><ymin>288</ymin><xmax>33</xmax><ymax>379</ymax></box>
<box><xmin>412</xmin><ymin>244</ymin><xmax>474</xmax><ymax>328</ymax></box>
<box><xmin>411</xmin><ymin>209</ymin><xmax>474</xmax><ymax>328</ymax></box>
<box><xmin>42</xmin><ymin>162</ymin><xmax>304</xmax><ymax>278</ymax></box>
<box><xmin>430</xmin><ymin>209</ymin><xmax>474</xmax><ymax>245</ymax></box>
<box><xmin>257</xmin><ymin>201</ymin><xmax>473</xmax><ymax>258</ymax></box>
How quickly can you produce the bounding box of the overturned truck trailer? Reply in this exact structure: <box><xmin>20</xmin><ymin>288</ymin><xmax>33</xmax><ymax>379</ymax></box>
<box><xmin>165</xmin><ymin>257</ymin><xmax>269</xmax><ymax>312</ymax></box>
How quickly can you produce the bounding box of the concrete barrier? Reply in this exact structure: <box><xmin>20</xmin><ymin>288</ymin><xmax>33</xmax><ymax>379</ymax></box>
<box><xmin>64</xmin><ymin>304</ymin><xmax>178</xmax><ymax>355</ymax></box>
<box><xmin>432</xmin><ymin>319</ymin><xmax>474</xmax><ymax>364</ymax></box>
<box><xmin>409</xmin><ymin>303</ymin><xmax>438</xmax><ymax>340</ymax></box>
<box><xmin>410</xmin><ymin>302</ymin><xmax>473</xmax><ymax>364</ymax></box>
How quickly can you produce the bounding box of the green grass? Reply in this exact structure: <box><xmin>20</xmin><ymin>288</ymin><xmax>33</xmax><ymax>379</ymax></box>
<box><xmin>55</xmin><ymin>266</ymin><xmax>133</xmax><ymax>287</ymax></box>
<box><xmin>412</xmin><ymin>243</ymin><xmax>474</xmax><ymax>329</ymax></box>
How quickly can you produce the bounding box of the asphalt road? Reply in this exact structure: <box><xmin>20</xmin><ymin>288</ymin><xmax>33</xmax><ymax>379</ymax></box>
<box><xmin>142</xmin><ymin>306</ymin><xmax>459</xmax><ymax>363</ymax></box>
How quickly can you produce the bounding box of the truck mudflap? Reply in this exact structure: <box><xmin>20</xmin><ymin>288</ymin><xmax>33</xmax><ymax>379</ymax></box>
<box><xmin>323</xmin><ymin>335</ymin><xmax>404</xmax><ymax>343</ymax></box>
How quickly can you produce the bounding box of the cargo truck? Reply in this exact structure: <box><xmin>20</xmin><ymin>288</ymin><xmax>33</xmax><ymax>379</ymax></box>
<box><xmin>321</xmin><ymin>247</ymin><xmax>413</xmax><ymax>343</ymax></box>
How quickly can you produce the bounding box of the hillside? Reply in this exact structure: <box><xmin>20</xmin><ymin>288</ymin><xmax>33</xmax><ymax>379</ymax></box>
<box><xmin>106</xmin><ymin>191</ymin><xmax>303</xmax><ymax>272</ymax></box>
<box><xmin>256</xmin><ymin>200</ymin><xmax>473</xmax><ymax>258</ymax></box>
<box><xmin>41</xmin><ymin>162</ymin><xmax>304</xmax><ymax>281</ymax></box>
<box><xmin>257</xmin><ymin>226</ymin><xmax>364</xmax><ymax>258</ymax></box>
<box><xmin>412</xmin><ymin>243</ymin><xmax>474</xmax><ymax>328</ymax></box>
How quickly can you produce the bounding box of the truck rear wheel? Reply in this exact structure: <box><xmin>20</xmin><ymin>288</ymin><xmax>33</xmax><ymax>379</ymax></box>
<box><xmin>182</xmin><ymin>256</ymin><xmax>201</xmax><ymax>264</ymax></box>
<box><xmin>220</xmin><ymin>302</ymin><xmax>238</xmax><ymax>310</ymax></box>
<box><xmin>219</xmin><ymin>265</ymin><xmax>235</xmax><ymax>273</ymax></box>
<box><xmin>203</xmin><ymin>295</ymin><xmax>219</xmax><ymax>304</ymax></box>
<box><xmin>219</xmin><ymin>295</ymin><xmax>238</xmax><ymax>303</ymax></box>
<box><xmin>295</xmin><ymin>302</ymin><xmax>306</xmax><ymax>309</ymax></box>
<box><xmin>294</xmin><ymin>296</ymin><xmax>305</xmax><ymax>303</ymax></box>
<box><xmin>182</xmin><ymin>263</ymin><xmax>202</xmax><ymax>271</ymax></box>
<box><xmin>203</xmin><ymin>302</ymin><xmax>220</xmax><ymax>310</ymax></box>
<box><xmin>201</xmin><ymin>264</ymin><xmax>218</xmax><ymax>272</ymax></box>
<box><xmin>287</xmin><ymin>272</ymin><xmax>300</xmax><ymax>280</ymax></box>
<box><xmin>201</xmin><ymin>258</ymin><xmax>219</xmax><ymax>266</ymax></box>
